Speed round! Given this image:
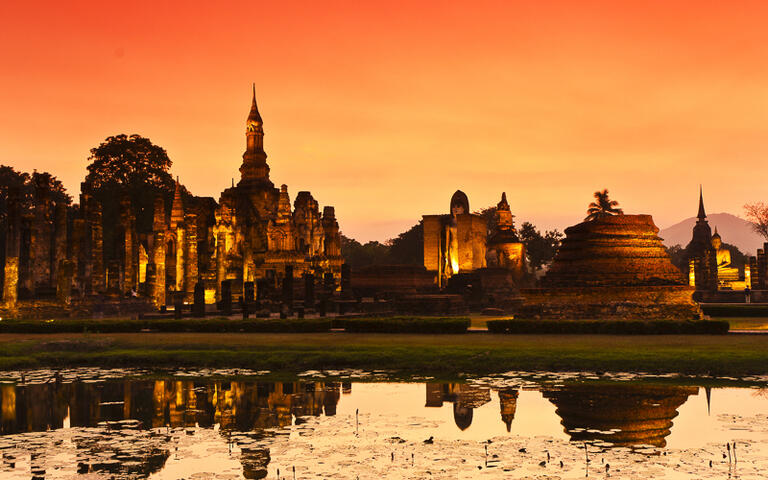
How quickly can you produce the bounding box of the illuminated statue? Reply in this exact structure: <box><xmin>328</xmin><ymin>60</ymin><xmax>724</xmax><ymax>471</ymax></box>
<box><xmin>711</xmin><ymin>228</ymin><xmax>739</xmax><ymax>282</ymax></box>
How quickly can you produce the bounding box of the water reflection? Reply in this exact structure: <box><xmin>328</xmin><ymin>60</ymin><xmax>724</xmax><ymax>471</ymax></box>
<box><xmin>542</xmin><ymin>384</ymin><xmax>698</xmax><ymax>447</ymax></box>
<box><xmin>0</xmin><ymin>380</ymin><xmax>346</xmax><ymax>435</ymax></box>
<box><xmin>0</xmin><ymin>377</ymin><xmax>765</xmax><ymax>479</ymax></box>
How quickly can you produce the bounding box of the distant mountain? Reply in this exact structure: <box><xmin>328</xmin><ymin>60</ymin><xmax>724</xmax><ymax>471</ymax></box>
<box><xmin>659</xmin><ymin>213</ymin><xmax>765</xmax><ymax>255</ymax></box>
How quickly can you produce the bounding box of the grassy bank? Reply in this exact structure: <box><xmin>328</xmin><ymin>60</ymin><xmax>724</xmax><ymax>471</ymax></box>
<box><xmin>0</xmin><ymin>332</ymin><xmax>767</xmax><ymax>378</ymax></box>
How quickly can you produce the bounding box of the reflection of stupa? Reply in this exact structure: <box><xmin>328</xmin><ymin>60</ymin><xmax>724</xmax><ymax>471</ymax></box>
<box><xmin>542</xmin><ymin>384</ymin><xmax>697</xmax><ymax>447</ymax></box>
<box><xmin>424</xmin><ymin>383</ymin><xmax>491</xmax><ymax>431</ymax></box>
<box><xmin>498</xmin><ymin>389</ymin><xmax>519</xmax><ymax>432</ymax></box>
<box><xmin>241</xmin><ymin>447</ymin><xmax>271</xmax><ymax>479</ymax></box>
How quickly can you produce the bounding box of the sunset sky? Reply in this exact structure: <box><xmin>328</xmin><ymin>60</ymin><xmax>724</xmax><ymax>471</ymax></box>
<box><xmin>2</xmin><ymin>1</ymin><xmax>768</xmax><ymax>242</ymax></box>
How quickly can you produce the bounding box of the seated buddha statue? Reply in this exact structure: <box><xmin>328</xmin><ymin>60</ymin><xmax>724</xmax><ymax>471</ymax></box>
<box><xmin>711</xmin><ymin>229</ymin><xmax>739</xmax><ymax>282</ymax></box>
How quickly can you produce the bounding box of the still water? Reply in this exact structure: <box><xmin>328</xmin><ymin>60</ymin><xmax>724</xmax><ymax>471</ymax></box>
<box><xmin>0</xmin><ymin>370</ymin><xmax>767</xmax><ymax>479</ymax></box>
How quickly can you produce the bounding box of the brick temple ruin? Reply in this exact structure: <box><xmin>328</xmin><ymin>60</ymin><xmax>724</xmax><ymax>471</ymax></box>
<box><xmin>0</xmin><ymin>88</ymin><xmax>342</xmax><ymax>317</ymax></box>
<box><xmin>522</xmin><ymin>213</ymin><xmax>698</xmax><ymax>320</ymax></box>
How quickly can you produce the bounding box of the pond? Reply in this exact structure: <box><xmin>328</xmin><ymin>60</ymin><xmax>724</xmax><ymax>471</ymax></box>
<box><xmin>0</xmin><ymin>369</ymin><xmax>766</xmax><ymax>479</ymax></box>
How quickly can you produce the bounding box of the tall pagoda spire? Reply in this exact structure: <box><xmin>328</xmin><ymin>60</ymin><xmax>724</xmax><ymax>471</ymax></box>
<box><xmin>247</xmin><ymin>83</ymin><xmax>262</xmax><ymax>125</ymax></box>
<box><xmin>697</xmin><ymin>185</ymin><xmax>707</xmax><ymax>220</ymax></box>
<box><xmin>239</xmin><ymin>84</ymin><xmax>271</xmax><ymax>188</ymax></box>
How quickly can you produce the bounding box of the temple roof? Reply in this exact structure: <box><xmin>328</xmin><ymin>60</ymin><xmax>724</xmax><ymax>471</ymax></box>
<box><xmin>247</xmin><ymin>84</ymin><xmax>262</xmax><ymax>125</ymax></box>
<box><xmin>697</xmin><ymin>186</ymin><xmax>707</xmax><ymax>220</ymax></box>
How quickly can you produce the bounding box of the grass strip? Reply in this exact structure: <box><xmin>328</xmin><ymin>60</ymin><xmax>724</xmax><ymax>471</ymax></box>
<box><xmin>0</xmin><ymin>332</ymin><xmax>766</xmax><ymax>378</ymax></box>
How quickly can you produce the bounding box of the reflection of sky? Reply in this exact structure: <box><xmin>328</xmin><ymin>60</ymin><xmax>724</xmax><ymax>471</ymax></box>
<box><xmin>669</xmin><ymin>387</ymin><xmax>768</xmax><ymax>449</ymax></box>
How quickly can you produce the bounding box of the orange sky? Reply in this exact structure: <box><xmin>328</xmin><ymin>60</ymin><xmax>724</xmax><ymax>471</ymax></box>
<box><xmin>2</xmin><ymin>0</ymin><xmax>768</xmax><ymax>242</ymax></box>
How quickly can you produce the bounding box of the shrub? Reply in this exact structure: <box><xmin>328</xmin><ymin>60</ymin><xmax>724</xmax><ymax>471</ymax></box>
<box><xmin>335</xmin><ymin>316</ymin><xmax>470</xmax><ymax>334</ymax></box>
<box><xmin>0</xmin><ymin>317</ymin><xmax>332</xmax><ymax>334</ymax></box>
<box><xmin>701</xmin><ymin>304</ymin><xmax>768</xmax><ymax>318</ymax></box>
<box><xmin>486</xmin><ymin>319</ymin><xmax>729</xmax><ymax>335</ymax></box>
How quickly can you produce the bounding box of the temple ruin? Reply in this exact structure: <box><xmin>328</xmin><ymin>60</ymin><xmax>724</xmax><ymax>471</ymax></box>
<box><xmin>524</xmin><ymin>212</ymin><xmax>697</xmax><ymax>320</ymax></box>
<box><xmin>0</xmin><ymin>88</ymin><xmax>343</xmax><ymax>315</ymax></box>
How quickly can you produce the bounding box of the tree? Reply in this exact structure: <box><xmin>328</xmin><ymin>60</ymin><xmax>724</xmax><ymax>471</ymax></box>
<box><xmin>518</xmin><ymin>222</ymin><xmax>562</xmax><ymax>270</ymax></box>
<box><xmin>340</xmin><ymin>235</ymin><xmax>390</xmax><ymax>268</ymax></box>
<box><xmin>744</xmin><ymin>202</ymin><xmax>768</xmax><ymax>240</ymax></box>
<box><xmin>83</xmin><ymin>134</ymin><xmax>175</xmax><ymax>259</ymax></box>
<box><xmin>0</xmin><ymin>166</ymin><xmax>70</xmax><ymax>221</ymax></box>
<box><xmin>387</xmin><ymin>222</ymin><xmax>423</xmax><ymax>265</ymax></box>
<box><xmin>665</xmin><ymin>244</ymin><xmax>687</xmax><ymax>272</ymax></box>
<box><xmin>585</xmin><ymin>189</ymin><xmax>623</xmax><ymax>221</ymax></box>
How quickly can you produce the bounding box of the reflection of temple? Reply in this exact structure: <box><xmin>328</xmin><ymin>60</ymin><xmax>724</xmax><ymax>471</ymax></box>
<box><xmin>425</xmin><ymin>383</ymin><xmax>492</xmax><ymax>430</ymax></box>
<box><xmin>0</xmin><ymin>379</ymin><xmax>343</xmax><ymax>435</ymax></box>
<box><xmin>542</xmin><ymin>384</ymin><xmax>697</xmax><ymax>447</ymax></box>
<box><xmin>1</xmin><ymin>379</ymin><xmax>344</xmax><ymax>480</ymax></box>
<box><xmin>498</xmin><ymin>389</ymin><xmax>519</xmax><ymax>432</ymax></box>
<box><xmin>425</xmin><ymin>384</ymin><xmax>520</xmax><ymax>432</ymax></box>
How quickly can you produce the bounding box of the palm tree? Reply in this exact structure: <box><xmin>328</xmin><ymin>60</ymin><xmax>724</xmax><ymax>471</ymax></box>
<box><xmin>585</xmin><ymin>189</ymin><xmax>623</xmax><ymax>221</ymax></box>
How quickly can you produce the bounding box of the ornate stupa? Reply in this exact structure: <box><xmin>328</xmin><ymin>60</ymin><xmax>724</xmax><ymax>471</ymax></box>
<box><xmin>542</xmin><ymin>214</ymin><xmax>685</xmax><ymax>287</ymax></box>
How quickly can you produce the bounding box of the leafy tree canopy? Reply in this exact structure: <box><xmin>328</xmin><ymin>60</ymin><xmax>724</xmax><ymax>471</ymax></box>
<box><xmin>518</xmin><ymin>221</ymin><xmax>563</xmax><ymax>270</ymax></box>
<box><xmin>83</xmin><ymin>134</ymin><xmax>175</xmax><ymax>236</ymax></box>
<box><xmin>0</xmin><ymin>166</ymin><xmax>70</xmax><ymax>222</ymax></box>
<box><xmin>340</xmin><ymin>235</ymin><xmax>391</xmax><ymax>268</ymax></box>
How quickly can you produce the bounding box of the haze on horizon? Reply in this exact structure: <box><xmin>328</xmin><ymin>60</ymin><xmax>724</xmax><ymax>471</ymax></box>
<box><xmin>2</xmin><ymin>0</ymin><xmax>768</xmax><ymax>243</ymax></box>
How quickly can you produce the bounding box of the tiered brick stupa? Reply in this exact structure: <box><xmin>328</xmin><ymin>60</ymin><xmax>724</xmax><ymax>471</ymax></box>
<box><xmin>522</xmin><ymin>213</ymin><xmax>696</xmax><ymax>320</ymax></box>
<box><xmin>542</xmin><ymin>215</ymin><xmax>685</xmax><ymax>287</ymax></box>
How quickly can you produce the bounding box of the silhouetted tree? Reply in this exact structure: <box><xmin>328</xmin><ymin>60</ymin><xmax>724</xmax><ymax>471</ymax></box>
<box><xmin>340</xmin><ymin>235</ymin><xmax>390</xmax><ymax>267</ymax></box>
<box><xmin>0</xmin><ymin>166</ymin><xmax>70</xmax><ymax>221</ymax></box>
<box><xmin>387</xmin><ymin>222</ymin><xmax>423</xmax><ymax>265</ymax></box>
<box><xmin>83</xmin><ymin>134</ymin><xmax>175</xmax><ymax>259</ymax></box>
<box><xmin>585</xmin><ymin>189</ymin><xmax>623</xmax><ymax>221</ymax></box>
<box><xmin>665</xmin><ymin>244</ymin><xmax>687</xmax><ymax>272</ymax></box>
<box><xmin>518</xmin><ymin>222</ymin><xmax>562</xmax><ymax>269</ymax></box>
<box><xmin>744</xmin><ymin>202</ymin><xmax>768</xmax><ymax>240</ymax></box>
<box><xmin>84</xmin><ymin>134</ymin><xmax>175</xmax><ymax>230</ymax></box>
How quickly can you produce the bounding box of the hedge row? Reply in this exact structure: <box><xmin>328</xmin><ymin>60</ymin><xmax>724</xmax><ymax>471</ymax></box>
<box><xmin>334</xmin><ymin>317</ymin><xmax>470</xmax><ymax>334</ymax></box>
<box><xmin>701</xmin><ymin>304</ymin><xmax>768</xmax><ymax>318</ymax></box>
<box><xmin>0</xmin><ymin>318</ymin><xmax>332</xmax><ymax>334</ymax></box>
<box><xmin>486</xmin><ymin>319</ymin><xmax>730</xmax><ymax>335</ymax></box>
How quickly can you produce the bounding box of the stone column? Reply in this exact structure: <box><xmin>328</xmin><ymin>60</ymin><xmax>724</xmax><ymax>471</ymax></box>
<box><xmin>750</xmin><ymin>256</ymin><xmax>759</xmax><ymax>290</ymax></box>
<box><xmin>221</xmin><ymin>279</ymin><xmax>232</xmax><ymax>315</ymax></box>
<box><xmin>53</xmin><ymin>202</ymin><xmax>67</xmax><ymax>285</ymax></box>
<box><xmin>120</xmin><ymin>196</ymin><xmax>137</xmax><ymax>294</ymax></box>
<box><xmin>30</xmin><ymin>177</ymin><xmax>53</xmax><ymax>292</ymax></box>
<box><xmin>71</xmin><ymin>218</ymin><xmax>86</xmax><ymax>296</ymax></box>
<box><xmin>56</xmin><ymin>259</ymin><xmax>74</xmax><ymax>304</ymax></box>
<box><xmin>175</xmin><ymin>226</ymin><xmax>185</xmax><ymax>292</ymax></box>
<box><xmin>243</xmin><ymin>281</ymin><xmax>255</xmax><ymax>304</ymax></box>
<box><xmin>215</xmin><ymin>231</ymin><xmax>226</xmax><ymax>301</ymax></box>
<box><xmin>150</xmin><ymin>231</ymin><xmax>166</xmax><ymax>308</ymax></box>
<box><xmin>89</xmin><ymin>200</ymin><xmax>105</xmax><ymax>294</ymax></box>
<box><xmin>149</xmin><ymin>195</ymin><xmax>166</xmax><ymax>308</ymax></box>
<box><xmin>3</xmin><ymin>186</ymin><xmax>20</xmax><ymax>307</ymax></box>
<box><xmin>304</xmin><ymin>273</ymin><xmax>315</xmax><ymax>310</ymax></box>
<box><xmin>183</xmin><ymin>214</ymin><xmax>198</xmax><ymax>303</ymax></box>
<box><xmin>282</xmin><ymin>265</ymin><xmax>294</xmax><ymax>312</ymax></box>
<box><xmin>107</xmin><ymin>260</ymin><xmax>121</xmax><ymax>295</ymax></box>
<box><xmin>193</xmin><ymin>281</ymin><xmax>205</xmax><ymax>317</ymax></box>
